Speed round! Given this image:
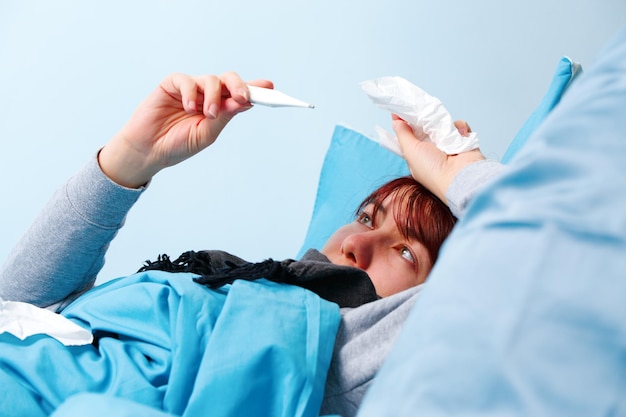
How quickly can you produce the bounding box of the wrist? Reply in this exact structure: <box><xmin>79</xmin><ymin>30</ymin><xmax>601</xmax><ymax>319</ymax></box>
<box><xmin>97</xmin><ymin>136</ymin><xmax>159</xmax><ymax>189</ymax></box>
<box><xmin>445</xmin><ymin>159</ymin><xmax>504</xmax><ymax>218</ymax></box>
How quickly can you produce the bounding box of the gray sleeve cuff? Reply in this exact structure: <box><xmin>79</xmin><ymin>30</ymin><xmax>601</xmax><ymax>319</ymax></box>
<box><xmin>66</xmin><ymin>153</ymin><xmax>146</xmax><ymax>229</ymax></box>
<box><xmin>445</xmin><ymin>160</ymin><xmax>505</xmax><ymax>219</ymax></box>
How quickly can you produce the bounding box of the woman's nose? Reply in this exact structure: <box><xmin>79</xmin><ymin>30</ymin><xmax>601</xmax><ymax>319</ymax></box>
<box><xmin>341</xmin><ymin>232</ymin><xmax>377</xmax><ymax>270</ymax></box>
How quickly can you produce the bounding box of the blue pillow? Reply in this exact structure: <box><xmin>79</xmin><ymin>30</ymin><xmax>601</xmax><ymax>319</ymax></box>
<box><xmin>296</xmin><ymin>125</ymin><xmax>410</xmax><ymax>258</ymax></box>
<box><xmin>501</xmin><ymin>56</ymin><xmax>581</xmax><ymax>163</ymax></box>
<box><xmin>298</xmin><ymin>56</ymin><xmax>579</xmax><ymax>258</ymax></box>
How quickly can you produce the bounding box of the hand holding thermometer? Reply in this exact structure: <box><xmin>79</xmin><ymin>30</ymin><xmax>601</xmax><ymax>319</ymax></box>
<box><xmin>247</xmin><ymin>85</ymin><xmax>315</xmax><ymax>109</ymax></box>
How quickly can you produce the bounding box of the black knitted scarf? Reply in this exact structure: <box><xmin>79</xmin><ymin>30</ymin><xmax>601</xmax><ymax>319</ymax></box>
<box><xmin>137</xmin><ymin>249</ymin><xmax>379</xmax><ymax>308</ymax></box>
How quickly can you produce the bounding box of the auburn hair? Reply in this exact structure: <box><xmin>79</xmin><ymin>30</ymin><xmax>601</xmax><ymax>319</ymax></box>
<box><xmin>356</xmin><ymin>176</ymin><xmax>457</xmax><ymax>266</ymax></box>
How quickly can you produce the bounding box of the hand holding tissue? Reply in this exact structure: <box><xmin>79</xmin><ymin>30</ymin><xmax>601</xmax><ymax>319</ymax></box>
<box><xmin>360</xmin><ymin>76</ymin><xmax>480</xmax><ymax>155</ymax></box>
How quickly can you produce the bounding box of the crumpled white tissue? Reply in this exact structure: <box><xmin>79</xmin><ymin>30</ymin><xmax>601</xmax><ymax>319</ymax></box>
<box><xmin>360</xmin><ymin>76</ymin><xmax>480</xmax><ymax>155</ymax></box>
<box><xmin>0</xmin><ymin>297</ymin><xmax>93</xmax><ymax>346</ymax></box>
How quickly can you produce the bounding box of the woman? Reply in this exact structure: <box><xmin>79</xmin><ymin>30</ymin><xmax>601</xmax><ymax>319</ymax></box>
<box><xmin>0</xmin><ymin>72</ymin><xmax>489</xmax><ymax>310</ymax></box>
<box><xmin>0</xmin><ymin>72</ymin><xmax>502</xmax><ymax>417</ymax></box>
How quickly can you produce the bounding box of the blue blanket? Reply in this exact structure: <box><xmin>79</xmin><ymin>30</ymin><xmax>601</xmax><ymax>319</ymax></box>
<box><xmin>0</xmin><ymin>271</ymin><xmax>340</xmax><ymax>417</ymax></box>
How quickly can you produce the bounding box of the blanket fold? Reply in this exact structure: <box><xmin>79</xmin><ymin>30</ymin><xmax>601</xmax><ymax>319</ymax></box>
<box><xmin>0</xmin><ymin>271</ymin><xmax>340</xmax><ymax>417</ymax></box>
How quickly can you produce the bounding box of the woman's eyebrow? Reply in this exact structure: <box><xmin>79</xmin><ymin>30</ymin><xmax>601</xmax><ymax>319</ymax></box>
<box><xmin>375</xmin><ymin>202</ymin><xmax>388</xmax><ymax>219</ymax></box>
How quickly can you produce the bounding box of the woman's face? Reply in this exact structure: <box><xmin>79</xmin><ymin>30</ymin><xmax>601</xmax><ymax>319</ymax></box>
<box><xmin>321</xmin><ymin>194</ymin><xmax>433</xmax><ymax>297</ymax></box>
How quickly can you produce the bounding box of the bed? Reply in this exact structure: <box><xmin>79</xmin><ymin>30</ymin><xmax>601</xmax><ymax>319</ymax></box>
<box><xmin>2</xmin><ymin>24</ymin><xmax>621</xmax><ymax>416</ymax></box>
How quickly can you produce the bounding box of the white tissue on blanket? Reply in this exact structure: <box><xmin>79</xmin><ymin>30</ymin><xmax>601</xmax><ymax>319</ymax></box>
<box><xmin>360</xmin><ymin>76</ymin><xmax>480</xmax><ymax>155</ymax></box>
<box><xmin>0</xmin><ymin>297</ymin><xmax>93</xmax><ymax>346</ymax></box>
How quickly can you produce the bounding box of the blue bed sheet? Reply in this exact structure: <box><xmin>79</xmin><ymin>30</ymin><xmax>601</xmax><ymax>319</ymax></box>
<box><xmin>0</xmin><ymin>271</ymin><xmax>340</xmax><ymax>417</ymax></box>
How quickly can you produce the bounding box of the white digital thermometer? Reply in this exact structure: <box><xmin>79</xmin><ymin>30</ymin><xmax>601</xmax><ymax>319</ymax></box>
<box><xmin>248</xmin><ymin>85</ymin><xmax>315</xmax><ymax>109</ymax></box>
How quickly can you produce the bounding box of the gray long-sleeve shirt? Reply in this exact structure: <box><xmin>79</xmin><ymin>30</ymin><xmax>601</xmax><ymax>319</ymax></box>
<box><xmin>0</xmin><ymin>154</ymin><xmax>503</xmax><ymax>417</ymax></box>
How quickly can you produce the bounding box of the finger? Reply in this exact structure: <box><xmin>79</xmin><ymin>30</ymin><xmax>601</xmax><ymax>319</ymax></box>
<box><xmin>219</xmin><ymin>71</ymin><xmax>250</xmax><ymax>104</ymax></box>
<box><xmin>454</xmin><ymin>120</ymin><xmax>472</xmax><ymax>136</ymax></box>
<box><xmin>219</xmin><ymin>72</ymin><xmax>273</xmax><ymax>115</ymax></box>
<box><xmin>194</xmin><ymin>74</ymin><xmax>222</xmax><ymax>119</ymax></box>
<box><xmin>247</xmin><ymin>79</ymin><xmax>274</xmax><ymax>90</ymax></box>
<box><xmin>392</xmin><ymin>116</ymin><xmax>448</xmax><ymax>198</ymax></box>
<box><xmin>166</xmin><ymin>73</ymin><xmax>200</xmax><ymax>114</ymax></box>
<box><xmin>219</xmin><ymin>72</ymin><xmax>274</xmax><ymax>105</ymax></box>
<box><xmin>393</xmin><ymin>117</ymin><xmax>427</xmax><ymax>153</ymax></box>
<box><xmin>393</xmin><ymin>117</ymin><xmax>432</xmax><ymax>163</ymax></box>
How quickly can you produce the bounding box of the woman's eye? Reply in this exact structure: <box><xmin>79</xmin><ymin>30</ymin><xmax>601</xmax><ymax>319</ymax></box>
<box><xmin>357</xmin><ymin>212</ymin><xmax>373</xmax><ymax>228</ymax></box>
<box><xmin>400</xmin><ymin>246</ymin><xmax>415</xmax><ymax>263</ymax></box>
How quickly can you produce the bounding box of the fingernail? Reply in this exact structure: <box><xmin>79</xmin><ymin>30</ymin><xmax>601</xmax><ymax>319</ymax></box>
<box><xmin>392</xmin><ymin>119</ymin><xmax>406</xmax><ymax>129</ymax></box>
<box><xmin>234</xmin><ymin>103</ymin><xmax>253</xmax><ymax>114</ymax></box>
<box><xmin>188</xmin><ymin>100</ymin><xmax>197</xmax><ymax>113</ymax></box>
<box><xmin>207</xmin><ymin>104</ymin><xmax>219</xmax><ymax>118</ymax></box>
<box><xmin>238</xmin><ymin>88</ymin><xmax>249</xmax><ymax>102</ymax></box>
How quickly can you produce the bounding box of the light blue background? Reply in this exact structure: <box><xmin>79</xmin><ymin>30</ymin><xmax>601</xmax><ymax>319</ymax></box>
<box><xmin>1</xmin><ymin>0</ymin><xmax>625</xmax><ymax>282</ymax></box>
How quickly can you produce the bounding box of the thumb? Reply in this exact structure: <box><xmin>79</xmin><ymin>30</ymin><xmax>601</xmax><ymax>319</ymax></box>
<box><xmin>392</xmin><ymin>118</ymin><xmax>449</xmax><ymax>201</ymax></box>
